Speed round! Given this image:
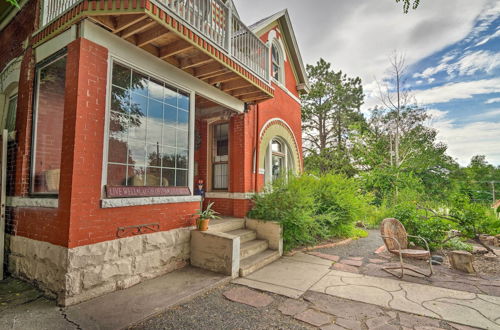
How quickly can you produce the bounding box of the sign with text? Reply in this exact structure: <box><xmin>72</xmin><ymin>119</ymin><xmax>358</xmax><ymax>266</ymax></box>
<box><xmin>106</xmin><ymin>186</ymin><xmax>191</xmax><ymax>198</ymax></box>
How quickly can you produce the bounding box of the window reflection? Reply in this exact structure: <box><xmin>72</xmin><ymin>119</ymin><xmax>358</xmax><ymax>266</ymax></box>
<box><xmin>107</xmin><ymin>62</ymin><xmax>191</xmax><ymax>187</ymax></box>
<box><xmin>32</xmin><ymin>55</ymin><xmax>67</xmax><ymax>194</ymax></box>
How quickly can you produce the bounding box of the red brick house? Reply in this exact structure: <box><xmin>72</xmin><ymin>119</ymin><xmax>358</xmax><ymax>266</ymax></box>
<box><xmin>0</xmin><ymin>0</ymin><xmax>308</xmax><ymax>305</ymax></box>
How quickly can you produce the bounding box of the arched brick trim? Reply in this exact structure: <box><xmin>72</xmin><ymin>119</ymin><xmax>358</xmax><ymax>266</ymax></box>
<box><xmin>258</xmin><ymin>119</ymin><xmax>301</xmax><ymax>172</ymax></box>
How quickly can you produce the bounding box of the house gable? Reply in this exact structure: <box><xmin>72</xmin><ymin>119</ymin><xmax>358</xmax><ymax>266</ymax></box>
<box><xmin>249</xmin><ymin>10</ymin><xmax>309</xmax><ymax>94</ymax></box>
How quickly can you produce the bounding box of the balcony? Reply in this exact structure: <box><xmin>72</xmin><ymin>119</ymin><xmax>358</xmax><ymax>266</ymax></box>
<box><xmin>37</xmin><ymin>0</ymin><xmax>273</xmax><ymax>103</ymax></box>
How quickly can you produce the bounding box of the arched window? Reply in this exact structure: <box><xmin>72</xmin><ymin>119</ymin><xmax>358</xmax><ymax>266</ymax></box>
<box><xmin>264</xmin><ymin>137</ymin><xmax>293</xmax><ymax>184</ymax></box>
<box><xmin>271</xmin><ymin>41</ymin><xmax>283</xmax><ymax>83</ymax></box>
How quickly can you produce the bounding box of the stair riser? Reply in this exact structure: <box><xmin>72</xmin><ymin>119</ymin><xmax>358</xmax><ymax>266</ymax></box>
<box><xmin>239</xmin><ymin>231</ymin><xmax>257</xmax><ymax>243</ymax></box>
<box><xmin>240</xmin><ymin>242</ymin><xmax>268</xmax><ymax>259</ymax></box>
<box><xmin>239</xmin><ymin>251</ymin><xmax>281</xmax><ymax>277</ymax></box>
<box><xmin>208</xmin><ymin>220</ymin><xmax>245</xmax><ymax>232</ymax></box>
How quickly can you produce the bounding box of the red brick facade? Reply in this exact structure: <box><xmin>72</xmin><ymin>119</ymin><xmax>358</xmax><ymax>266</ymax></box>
<box><xmin>2</xmin><ymin>4</ymin><xmax>303</xmax><ymax>250</ymax></box>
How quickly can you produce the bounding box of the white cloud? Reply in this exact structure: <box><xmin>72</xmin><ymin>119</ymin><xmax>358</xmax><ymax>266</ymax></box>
<box><xmin>413</xmin><ymin>50</ymin><xmax>500</xmax><ymax>79</ymax></box>
<box><xmin>430</xmin><ymin>118</ymin><xmax>500</xmax><ymax>165</ymax></box>
<box><xmin>485</xmin><ymin>97</ymin><xmax>500</xmax><ymax>104</ymax></box>
<box><xmin>414</xmin><ymin>78</ymin><xmax>500</xmax><ymax>104</ymax></box>
<box><xmin>426</xmin><ymin>109</ymin><xmax>448</xmax><ymax>120</ymax></box>
<box><xmin>475</xmin><ymin>28</ymin><xmax>500</xmax><ymax>46</ymax></box>
<box><xmin>468</xmin><ymin>108</ymin><xmax>500</xmax><ymax>120</ymax></box>
<box><xmin>235</xmin><ymin>0</ymin><xmax>491</xmax><ymax>85</ymax></box>
<box><xmin>455</xmin><ymin>50</ymin><xmax>500</xmax><ymax>76</ymax></box>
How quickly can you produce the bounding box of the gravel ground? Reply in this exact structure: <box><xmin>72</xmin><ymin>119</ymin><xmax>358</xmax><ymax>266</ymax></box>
<box><xmin>315</xmin><ymin>229</ymin><xmax>383</xmax><ymax>258</ymax></box>
<box><xmin>130</xmin><ymin>284</ymin><xmax>313</xmax><ymax>330</ymax></box>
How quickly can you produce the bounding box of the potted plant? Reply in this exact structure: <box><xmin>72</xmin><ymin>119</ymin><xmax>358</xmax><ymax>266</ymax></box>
<box><xmin>195</xmin><ymin>202</ymin><xmax>220</xmax><ymax>231</ymax></box>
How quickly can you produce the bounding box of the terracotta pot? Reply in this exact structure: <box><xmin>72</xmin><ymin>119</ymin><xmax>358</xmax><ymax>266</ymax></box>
<box><xmin>198</xmin><ymin>219</ymin><xmax>210</xmax><ymax>231</ymax></box>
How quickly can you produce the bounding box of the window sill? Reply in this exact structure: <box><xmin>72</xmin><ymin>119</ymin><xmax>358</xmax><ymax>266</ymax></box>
<box><xmin>101</xmin><ymin>195</ymin><xmax>202</xmax><ymax>209</ymax></box>
<box><xmin>7</xmin><ymin>196</ymin><xmax>58</xmax><ymax>208</ymax></box>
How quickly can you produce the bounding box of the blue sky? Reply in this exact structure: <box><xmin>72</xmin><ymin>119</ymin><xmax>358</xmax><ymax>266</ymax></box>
<box><xmin>235</xmin><ymin>0</ymin><xmax>500</xmax><ymax>166</ymax></box>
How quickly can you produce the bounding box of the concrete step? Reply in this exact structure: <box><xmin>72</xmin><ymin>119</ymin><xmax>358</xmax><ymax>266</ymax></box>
<box><xmin>208</xmin><ymin>218</ymin><xmax>245</xmax><ymax>232</ymax></box>
<box><xmin>226</xmin><ymin>229</ymin><xmax>257</xmax><ymax>244</ymax></box>
<box><xmin>239</xmin><ymin>249</ymin><xmax>281</xmax><ymax>277</ymax></box>
<box><xmin>240</xmin><ymin>239</ymin><xmax>268</xmax><ymax>260</ymax></box>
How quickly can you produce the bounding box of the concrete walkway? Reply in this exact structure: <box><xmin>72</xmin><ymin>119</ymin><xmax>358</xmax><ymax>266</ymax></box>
<box><xmin>1</xmin><ymin>266</ymin><xmax>229</xmax><ymax>330</ymax></box>
<box><xmin>234</xmin><ymin>252</ymin><xmax>500</xmax><ymax>329</ymax></box>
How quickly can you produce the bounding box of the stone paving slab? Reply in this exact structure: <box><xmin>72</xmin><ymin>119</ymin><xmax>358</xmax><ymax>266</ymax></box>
<box><xmin>294</xmin><ymin>309</ymin><xmax>334</xmax><ymax>327</ymax></box>
<box><xmin>234</xmin><ymin>253</ymin><xmax>331</xmax><ymax>295</ymax></box>
<box><xmin>237</xmin><ymin>252</ymin><xmax>500</xmax><ymax>329</ymax></box>
<box><xmin>223</xmin><ymin>287</ymin><xmax>273</xmax><ymax>307</ymax></box>
<box><xmin>311</xmin><ymin>270</ymin><xmax>500</xmax><ymax>329</ymax></box>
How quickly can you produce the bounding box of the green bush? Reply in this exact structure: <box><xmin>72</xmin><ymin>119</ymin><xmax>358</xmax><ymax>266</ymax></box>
<box><xmin>248</xmin><ymin>173</ymin><xmax>371</xmax><ymax>251</ymax></box>
<box><xmin>392</xmin><ymin>202</ymin><xmax>451</xmax><ymax>250</ymax></box>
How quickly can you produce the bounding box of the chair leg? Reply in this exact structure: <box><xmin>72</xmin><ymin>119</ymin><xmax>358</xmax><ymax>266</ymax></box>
<box><xmin>382</xmin><ymin>252</ymin><xmax>405</xmax><ymax>278</ymax></box>
<box><xmin>382</xmin><ymin>253</ymin><xmax>433</xmax><ymax>278</ymax></box>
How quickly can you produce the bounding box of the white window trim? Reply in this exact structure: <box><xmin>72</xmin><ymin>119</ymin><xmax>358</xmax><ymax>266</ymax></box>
<box><xmin>101</xmin><ymin>195</ymin><xmax>201</xmax><ymax>209</ymax></box>
<box><xmin>265</xmin><ymin>137</ymin><xmax>292</xmax><ymax>185</ymax></box>
<box><xmin>101</xmin><ymin>57</ymin><xmax>196</xmax><ymax>202</ymax></box>
<box><xmin>271</xmin><ymin>40</ymin><xmax>285</xmax><ymax>84</ymax></box>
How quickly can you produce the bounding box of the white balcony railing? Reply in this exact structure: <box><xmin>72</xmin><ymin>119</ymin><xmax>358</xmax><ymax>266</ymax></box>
<box><xmin>41</xmin><ymin>0</ymin><xmax>270</xmax><ymax>82</ymax></box>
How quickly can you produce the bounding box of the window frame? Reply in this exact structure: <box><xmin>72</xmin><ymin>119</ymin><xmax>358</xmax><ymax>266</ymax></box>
<box><xmin>265</xmin><ymin>137</ymin><xmax>292</xmax><ymax>184</ymax></box>
<box><xmin>270</xmin><ymin>40</ymin><xmax>284</xmax><ymax>83</ymax></box>
<box><xmin>5</xmin><ymin>93</ymin><xmax>18</xmax><ymax>133</ymax></box>
<box><xmin>102</xmin><ymin>57</ymin><xmax>195</xmax><ymax>197</ymax></box>
<box><xmin>210</xmin><ymin>121</ymin><xmax>230</xmax><ymax>191</ymax></box>
<box><xmin>30</xmin><ymin>49</ymin><xmax>68</xmax><ymax>196</ymax></box>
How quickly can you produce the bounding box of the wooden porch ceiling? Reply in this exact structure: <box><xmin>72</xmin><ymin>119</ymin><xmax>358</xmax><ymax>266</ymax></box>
<box><xmin>89</xmin><ymin>11</ymin><xmax>273</xmax><ymax>103</ymax></box>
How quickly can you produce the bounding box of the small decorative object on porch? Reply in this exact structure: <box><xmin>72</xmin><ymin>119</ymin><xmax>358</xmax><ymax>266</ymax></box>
<box><xmin>195</xmin><ymin>202</ymin><xmax>220</xmax><ymax>231</ymax></box>
<box><xmin>448</xmin><ymin>250</ymin><xmax>475</xmax><ymax>273</ymax></box>
<box><xmin>380</xmin><ymin>218</ymin><xmax>433</xmax><ymax>278</ymax></box>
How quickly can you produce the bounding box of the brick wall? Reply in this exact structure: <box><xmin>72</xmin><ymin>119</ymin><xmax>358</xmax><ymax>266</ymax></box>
<box><xmin>0</xmin><ymin>0</ymin><xmax>39</xmax><ymax>72</ymax></box>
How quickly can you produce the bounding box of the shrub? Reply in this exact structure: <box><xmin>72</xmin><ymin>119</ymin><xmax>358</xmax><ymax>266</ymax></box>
<box><xmin>248</xmin><ymin>173</ymin><xmax>371</xmax><ymax>251</ymax></box>
<box><xmin>392</xmin><ymin>202</ymin><xmax>451</xmax><ymax>250</ymax></box>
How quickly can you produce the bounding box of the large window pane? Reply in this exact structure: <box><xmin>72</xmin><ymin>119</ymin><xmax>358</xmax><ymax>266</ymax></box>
<box><xmin>32</xmin><ymin>55</ymin><xmax>66</xmax><ymax>194</ymax></box>
<box><xmin>106</xmin><ymin>61</ymin><xmax>191</xmax><ymax>189</ymax></box>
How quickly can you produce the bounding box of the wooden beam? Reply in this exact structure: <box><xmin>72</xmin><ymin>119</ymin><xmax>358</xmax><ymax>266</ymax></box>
<box><xmin>93</xmin><ymin>16</ymin><xmax>115</xmax><ymax>30</ymax></box>
<box><xmin>200</xmin><ymin>70</ymin><xmax>230</xmax><ymax>81</ymax></box>
<box><xmin>232</xmin><ymin>87</ymin><xmax>260</xmax><ymax>97</ymax></box>
<box><xmin>119</xmin><ymin>19</ymin><xmax>156</xmax><ymax>39</ymax></box>
<box><xmin>207</xmin><ymin>73</ymin><xmax>238</xmax><ymax>84</ymax></box>
<box><xmin>194</xmin><ymin>63</ymin><xmax>226</xmax><ymax>78</ymax></box>
<box><xmin>181</xmin><ymin>56</ymin><xmax>214</xmax><ymax>70</ymax></box>
<box><xmin>114</xmin><ymin>14</ymin><xmax>147</xmax><ymax>33</ymax></box>
<box><xmin>221</xmin><ymin>79</ymin><xmax>252</xmax><ymax>92</ymax></box>
<box><xmin>242</xmin><ymin>94</ymin><xmax>271</xmax><ymax>102</ymax></box>
<box><xmin>140</xmin><ymin>44</ymin><xmax>160</xmax><ymax>58</ymax></box>
<box><xmin>136</xmin><ymin>27</ymin><xmax>170</xmax><ymax>48</ymax></box>
<box><xmin>159</xmin><ymin>40</ymin><xmax>194</xmax><ymax>59</ymax></box>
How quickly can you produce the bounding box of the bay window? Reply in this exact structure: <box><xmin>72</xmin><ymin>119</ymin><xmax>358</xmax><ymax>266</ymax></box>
<box><xmin>106</xmin><ymin>61</ymin><xmax>190</xmax><ymax>188</ymax></box>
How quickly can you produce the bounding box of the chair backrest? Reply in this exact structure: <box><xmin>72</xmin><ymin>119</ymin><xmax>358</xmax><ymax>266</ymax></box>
<box><xmin>380</xmin><ymin>218</ymin><xmax>408</xmax><ymax>251</ymax></box>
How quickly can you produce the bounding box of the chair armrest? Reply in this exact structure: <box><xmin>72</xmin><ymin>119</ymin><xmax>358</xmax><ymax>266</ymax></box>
<box><xmin>407</xmin><ymin>235</ymin><xmax>431</xmax><ymax>253</ymax></box>
<box><xmin>381</xmin><ymin>235</ymin><xmax>402</xmax><ymax>251</ymax></box>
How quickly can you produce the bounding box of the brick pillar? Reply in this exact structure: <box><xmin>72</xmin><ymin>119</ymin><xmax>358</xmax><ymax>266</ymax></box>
<box><xmin>61</xmin><ymin>38</ymin><xmax>108</xmax><ymax>248</ymax></box>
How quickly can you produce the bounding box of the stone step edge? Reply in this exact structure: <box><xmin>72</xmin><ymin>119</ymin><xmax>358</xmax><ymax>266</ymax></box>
<box><xmin>240</xmin><ymin>239</ymin><xmax>269</xmax><ymax>259</ymax></box>
<box><xmin>239</xmin><ymin>249</ymin><xmax>281</xmax><ymax>277</ymax></box>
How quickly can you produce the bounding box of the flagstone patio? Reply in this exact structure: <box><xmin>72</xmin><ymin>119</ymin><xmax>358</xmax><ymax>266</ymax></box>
<box><xmin>233</xmin><ymin>252</ymin><xmax>500</xmax><ymax>329</ymax></box>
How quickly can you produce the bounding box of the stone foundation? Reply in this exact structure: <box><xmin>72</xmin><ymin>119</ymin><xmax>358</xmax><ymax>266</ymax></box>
<box><xmin>6</xmin><ymin>227</ymin><xmax>192</xmax><ymax>306</ymax></box>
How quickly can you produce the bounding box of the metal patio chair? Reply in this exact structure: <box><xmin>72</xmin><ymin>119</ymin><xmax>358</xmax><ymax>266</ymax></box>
<box><xmin>380</xmin><ymin>218</ymin><xmax>433</xmax><ymax>278</ymax></box>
